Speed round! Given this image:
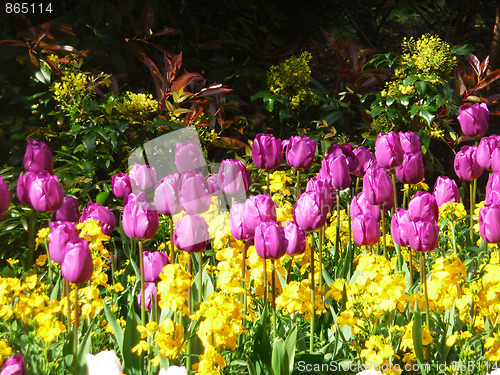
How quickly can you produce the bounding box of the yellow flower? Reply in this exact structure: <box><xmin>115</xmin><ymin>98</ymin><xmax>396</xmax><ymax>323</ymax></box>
<box><xmin>132</xmin><ymin>340</ymin><xmax>150</xmax><ymax>355</ymax></box>
<box><xmin>0</xmin><ymin>341</ymin><xmax>12</xmax><ymax>367</ymax></box>
<box><xmin>154</xmin><ymin>318</ymin><xmax>185</xmax><ymax>359</ymax></box>
<box><xmin>157</xmin><ymin>264</ymin><xmax>192</xmax><ymax>315</ymax></box>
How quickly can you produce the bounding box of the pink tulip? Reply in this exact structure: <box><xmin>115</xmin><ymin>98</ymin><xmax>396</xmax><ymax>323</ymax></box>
<box><xmin>61</xmin><ymin>238</ymin><xmax>94</xmax><ymax>283</ymax></box>
<box><xmin>173</xmin><ymin>213</ymin><xmax>209</xmax><ymax>253</ymax></box>
<box><xmin>23</xmin><ymin>138</ymin><xmax>53</xmax><ymax>173</ymax></box>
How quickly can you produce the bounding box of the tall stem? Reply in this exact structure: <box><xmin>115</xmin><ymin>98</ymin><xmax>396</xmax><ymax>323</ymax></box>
<box><xmin>451</xmin><ymin>221</ymin><xmax>457</xmax><ymax>257</ymax></box>
<box><xmin>139</xmin><ymin>241</ymin><xmax>146</xmax><ymax>326</ymax></box>
<box><xmin>380</xmin><ymin>207</ymin><xmax>387</xmax><ymax>258</ymax></box>
<box><xmin>241</xmin><ymin>240</ymin><xmax>248</xmax><ymax>315</ymax></box>
<box><xmin>470</xmin><ymin>179</ymin><xmax>477</xmax><ymax>243</ymax></box>
<box><xmin>408</xmin><ymin>247</ymin><xmax>414</xmax><ymax>288</ymax></box>
<box><xmin>169</xmin><ymin>216</ymin><xmax>175</xmax><ymax>263</ymax></box>
<box><xmin>27</xmin><ymin>208</ymin><xmax>36</xmax><ymax>269</ymax></box>
<box><xmin>319</xmin><ymin>226</ymin><xmax>324</xmax><ymax>289</ymax></box>
<box><xmin>198</xmin><ymin>252</ymin><xmax>203</xmax><ymax>305</ymax></box>
<box><xmin>73</xmin><ymin>284</ymin><xmax>79</xmax><ymax>375</ymax></box>
<box><xmin>65</xmin><ymin>280</ymin><xmax>71</xmax><ymax>332</ymax></box>
<box><xmin>310</xmin><ymin>232</ymin><xmax>315</xmax><ymax>353</ymax></box>
<box><xmin>391</xmin><ymin>172</ymin><xmax>398</xmax><ymax>211</ymax></box>
<box><xmin>420</xmin><ymin>252</ymin><xmax>430</xmax><ymax>329</ymax></box>
<box><xmin>334</xmin><ymin>191</ymin><xmax>341</xmax><ymax>270</ymax></box>
<box><xmin>263</xmin><ymin>258</ymin><xmax>268</xmax><ymax>306</ymax></box>
<box><xmin>271</xmin><ymin>259</ymin><xmax>277</xmax><ymax>341</ymax></box>
<box><xmin>186</xmin><ymin>255</ymin><xmax>192</xmax><ymax>372</ymax></box>
<box><xmin>296</xmin><ymin>169</ymin><xmax>302</xmax><ymax>198</ymax></box>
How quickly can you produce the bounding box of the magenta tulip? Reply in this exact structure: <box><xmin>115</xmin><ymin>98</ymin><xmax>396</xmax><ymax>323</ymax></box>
<box><xmin>284</xmin><ymin>135</ymin><xmax>317</xmax><ymax>169</ymax></box>
<box><xmin>487</xmin><ymin>172</ymin><xmax>500</xmax><ymax>197</ymax></box>
<box><xmin>154</xmin><ymin>173</ymin><xmax>182</xmax><ymax>216</ymax></box>
<box><xmin>175</xmin><ymin>141</ymin><xmax>206</xmax><ymax>174</ymax></box>
<box><xmin>408</xmin><ymin>191</ymin><xmax>438</xmax><ymax>222</ymax></box>
<box><xmin>398</xmin><ymin>132</ymin><xmax>421</xmax><ymax>154</ymax></box>
<box><xmin>362</xmin><ymin>166</ymin><xmax>394</xmax><ymax>210</ymax></box>
<box><xmin>479</xmin><ymin>204</ymin><xmax>500</xmax><ymax>243</ymax></box>
<box><xmin>408</xmin><ymin>219</ymin><xmax>439</xmax><ymax>252</ymax></box>
<box><xmin>179</xmin><ymin>170</ymin><xmax>211</xmax><ymax>214</ymax></box>
<box><xmin>254</xmin><ymin>220</ymin><xmax>288</xmax><ymax>259</ymax></box>
<box><xmin>122</xmin><ymin>193</ymin><xmax>159</xmax><ymax>241</ymax></box>
<box><xmin>283</xmin><ymin>221</ymin><xmax>307</xmax><ymax>256</ymax></box>
<box><xmin>0</xmin><ymin>354</ymin><xmax>26</xmax><ymax>375</ymax></box>
<box><xmin>251</xmin><ymin>133</ymin><xmax>283</xmax><ymax>170</ymax></box>
<box><xmin>352</xmin><ymin>213</ymin><xmax>380</xmax><ymax>246</ymax></box>
<box><xmin>52</xmin><ymin>196</ymin><xmax>79</xmax><ymax>222</ymax></box>
<box><xmin>129</xmin><ymin>163</ymin><xmax>157</xmax><ymax>192</ymax></box>
<box><xmin>61</xmin><ymin>237</ymin><xmax>94</xmax><ymax>283</ymax></box>
<box><xmin>143</xmin><ymin>251</ymin><xmax>170</xmax><ymax>282</ymax></box>
<box><xmin>433</xmin><ymin>176</ymin><xmax>460</xmax><ymax>207</ymax></box>
<box><xmin>454</xmin><ymin>145</ymin><xmax>483</xmax><ymax>181</ymax></box>
<box><xmin>477</xmin><ymin>135</ymin><xmax>500</xmax><ymax>171</ymax></box>
<box><xmin>458</xmin><ymin>102</ymin><xmax>489</xmax><ymax>138</ymax></box>
<box><xmin>217</xmin><ymin>159</ymin><xmax>251</xmax><ymax>197</ymax></box>
<box><xmin>375</xmin><ymin>132</ymin><xmax>404</xmax><ymax>169</ymax></box>
<box><xmin>352</xmin><ymin>146</ymin><xmax>375</xmax><ymax>177</ymax></box>
<box><xmin>242</xmin><ymin>194</ymin><xmax>277</xmax><ymax>237</ymax></box>
<box><xmin>0</xmin><ymin>177</ymin><xmax>10</xmax><ymax>217</ymax></box>
<box><xmin>320</xmin><ymin>153</ymin><xmax>351</xmax><ymax>190</ymax></box>
<box><xmin>80</xmin><ymin>202</ymin><xmax>116</xmax><ymax>236</ymax></box>
<box><xmin>48</xmin><ymin>221</ymin><xmax>79</xmax><ymax>265</ymax></box>
<box><xmin>327</xmin><ymin>144</ymin><xmax>358</xmax><ymax>173</ymax></box>
<box><xmin>391</xmin><ymin>208</ymin><xmax>411</xmax><ymax>247</ymax></box>
<box><xmin>16</xmin><ymin>170</ymin><xmax>39</xmax><ymax>206</ymax></box>
<box><xmin>137</xmin><ymin>282</ymin><xmax>157</xmax><ymax>311</ymax></box>
<box><xmin>229</xmin><ymin>201</ymin><xmax>252</xmax><ymax>241</ymax></box>
<box><xmin>23</xmin><ymin>138</ymin><xmax>53</xmax><ymax>173</ymax></box>
<box><xmin>173</xmin><ymin>213</ymin><xmax>209</xmax><ymax>253</ymax></box>
<box><xmin>306</xmin><ymin>176</ymin><xmax>335</xmax><ymax>210</ymax></box>
<box><xmin>293</xmin><ymin>191</ymin><xmax>328</xmax><ymax>232</ymax></box>
<box><xmin>350</xmin><ymin>192</ymin><xmax>381</xmax><ymax>222</ymax></box>
<box><xmin>28</xmin><ymin>172</ymin><xmax>64</xmax><ymax>213</ymax></box>
<box><xmin>206</xmin><ymin>175</ymin><xmax>223</xmax><ymax>197</ymax></box>
<box><xmin>112</xmin><ymin>173</ymin><xmax>132</xmax><ymax>199</ymax></box>
<box><xmin>395</xmin><ymin>152</ymin><xmax>425</xmax><ymax>185</ymax></box>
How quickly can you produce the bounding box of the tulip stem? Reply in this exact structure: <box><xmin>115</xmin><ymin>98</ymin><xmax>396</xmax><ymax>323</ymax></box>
<box><xmin>451</xmin><ymin>220</ymin><xmax>457</xmax><ymax>257</ymax></box>
<box><xmin>263</xmin><ymin>258</ymin><xmax>268</xmax><ymax>307</ymax></box>
<box><xmin>241</xmin><ymin>240</ymin><xmax>248</xmax><ymax>315</ymax></box>
<box><xmin>198</xmin><ymin>252</ymin><xmax>203</xmax><ymax>305</ymax></box>
<box><xmin>380</xmin><ymin>207</ymin><xmax>387</xmax><ymax>258</ymax></box>
<box><xmin>391</xmin><ymin>172</ymin><xmax>398</xmax><ymax>211</ymax></box>
<box><xmin>296</xmin><ymin>169</ymin><xmax>301</xmax><ymax>197</ymax></box>
<box><xmin>334</xmin><ymin>191</ymin><xmax>341</xmax><ymax>272</ymax></box>
<box><xmin>187</xmin><ymin>255</ymin><xmax>193</xmax><ymax>373</ymax></box>
<box><xmin>310</xmin><ymin>232</ymin><xmax>315</xmax><ymax>353</ymax></box>
<box><xmin>169</xmin><ymin>216</ymin><xmax>175</xmax><ymax>263</ymax></box>
<box><xmin>319</xmin><ymin>226</ymin><xmax>324</xmax><ymax>289</ymax></box>
<box><xmin>73</xmin><ymin>283</ymin><xmax>79</xmax><ymax>375</ymax></box>
<box><xmin>408</xmin><ymin>247</ymin><xmax>414</xmax><ymax>288</ymax></box>
<box><xmin>26</xmin><ymin>207</ymin><xmax>36</xmax><ymax>270</ymax></box>
<box><xmin>138</xmin><ymin>241</ymin><xmax>146</xmax><ymax>326</ymax></box>
<box><xmin>470</xmin><ymin>180</ymin><xmax>477</xmax><ymax>243</ymax></box>
<box><xmin>65</xmin><ymin>280</ymin><xmax>71</xmax><ymax>332</ymax></box>
<box><xmin>271</xmin><ymin>259</ymin><xmax>277</xmax><ymax>342</ymax></box>
<box><xmin>420</xmin><ymin>252</ymin><xmax>430</xmax><ymax>329</ymax></box>
<box><xmin>267</xmin><ymin>171</ymin><xmax>271</xmax><ymax>195</ymax></box>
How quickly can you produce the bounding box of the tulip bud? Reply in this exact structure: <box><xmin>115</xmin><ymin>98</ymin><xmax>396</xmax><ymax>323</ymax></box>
<box><xmin>122</xmin><ymin>193</ymin><xmax>159</xmax><ymax>241</ymax></box>
<box><xmin>283</xmin><ymin>221</ymin><xmax>307</xmax><ymax>256</ymax></box>
<box><xmin>254</xmin><ymin>220</ymin><xmax>288</xmax><ymax>259</ymax></box>
<box><xmin>352</xmin><ymin>146</ymin><xmax>375</xmax><ymax>177</ymax></box>
<box><xmin>0</xmin><ymin>354</ymin><xmax>27</xmax><ymax>375</ymax></box>
<box><xmin>395</xmin><ymin>152</ymin><xmax>425</xmax><ymax>185</ymax></box>
<box><xmin>454</xmin><ymin>145</ymin><xmax>483</xmax><ymax>181</ymax></box>
<box><xmin>398</xmin><ymin>132</ymin><xmax>421</xmax><ymax>154</ymax></box>
<box><xmin>433</xmin><ymin>176</ymin><xmax>460</xmax><ymax>207</ymax></box>
<box><xmin>479</xmin><ymin>204</ymin><xmax>500</xmax><ymax>243</ymax></box>
<box><xmin>229</xmin><ymin>202</ymin><xmax>252</xmax><ymax>241</ymax></box>
<box><xmin>137</xmin><ymin>282</ymin><xmax>157</xmax><ymax>311</ymax></box>
<box><xmin>61</xmin><ymin>238</ymin><xmax>94</xmax><ymax>283</ymax></box>
<box><xmin>48</xmin><ymin>221</ymin><xmax>79</xmax><ymax>265</ymax></box>
<box><xmin>293</xmin><ymin>191</ymin><xmax>328</xmax><ymax>232</ymax></box>
<box><xmin>408</xmin><ymin>219</ymin><xmax>439</xmax><ymax>252</ymax></box>
<box><xmin>375</xmin><ymin>132</ymin><xmax>404</xmax><ymax>169</ymax></box>
<box><xmin>86</xmin><ymin>350</ymin><xmax>123</xmax><ymax>375</ymax></box>
<box><xmin>0</xmin><ymin>177</ymin><xmax>10</xmax><ymax>217</ymax></box>
<box><xmin>391</xmin><ymin>208</ymin><xmax>411</xmax><ymax>247</ymax></box>
<box><xmin>28</xmin><ymin>172</ymin><xmax>64</xmax><ymax>213</ymax></box>
<box><xmin>458</xmin><ymin>102</ymin><xmax>489</xmax><ymax>138</ymax></box>
<box><xmin>320</xmin><ymin>153</ymin><xmax>351</xmax><ymax>190</ymax></box>
<box><xmin>352</xmin><ymin>213</ymin><xmax>380</xmax><ymax>246</ymax></box>
<box><xmin>143</xmin><ymin>251</ymin><xmax>170</xmax><ymax>282</ymax></box>
<box><xmin>408</xmin><ymin>191</ymin><xmax>439</xmax><ymax>222</ymax></box>
<box><xmin>284</xmin><ymin>135</ymin><xmax>317</xmax><ymax>169</ymax></box>
<box><xmin>80</xmin><ymin>202</ymin><xmax>116</xmax><ymax>236</ymax></box>
<box><xmin>112</xmin><ymin>173</ymin><xmax>132</xmax><ymax>199</ymax></box>
<box><xmin>350</xmin><ymin>192</ymin><xmax>380</xmax><ymax>222</ymax></box>
<box><xmin>362</xmin><ymin>166</ymin><xmax>394</xmax><ymax>210</ymax></box>
<box><xmin>242</xmin><ymin>194</ymin><xmax>277</xmax><ymax>237</ymax></box>
<box><xmin>23</xmin><ymin>138</ymin><xmax>53</xmax><ymax>173</ymax></box>
<box><xmin>179</xmin><ymin>170</ymin><xmax>211</xmax><ymax>214</ymax></box>
<box><xmin>175</xmin><ymin>141</ymin><xmax>206</xmax><ymax>174</ymax></box>
<box><xmin>129</xmin><ymin>163</ymin><xmax>157</xmax><ymax>193</ymax></box>
<box><xmin>251</xmin><ymin>133</ymin><xmax>283</xmax><ymax>170</ymax></box>
<box><xmin>154</xmin><ymin>173</ymin><xmax>182</xmax><ymax>216</ymax></box>
<box><xmin>216</xmin><ymin>159</ymin><xmax>251</xmax><ymax>197</ymax></box>
<box><xmin>173</xmin><ymin>213</ymin><xmax>209</xmax><ymax>253</ymax></box>
<box><xmin>52</xmin><ymin>196</ymin><xmax>80</xmax><ymax>222</ymax></box>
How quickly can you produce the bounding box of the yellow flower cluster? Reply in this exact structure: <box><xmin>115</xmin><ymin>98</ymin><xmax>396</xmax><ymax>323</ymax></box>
<box><xmin>360</xmin><ymin>335</ymin><xmax>400</xmax><ymax>375</ymax></box>
<box><xmin>246</xmin><ymin>245</ymin><xmax>286</xmax><ymax>298</ymax></box>
<box><xmin>201</xmin><ymin>199</ymin><xmax>231</xmax><ymax>251</ymax></box>
<box><xmin>0</xmin><ymin>341</ymin><xmax>12</xmax><ymax>367</ymax></box>
<box><xmin>402</xmin><ymin>34</ymin><xmax>455</xmax><ymax>75</ymax></box>
<box><xmin>215</xmin><ymin>246</ymin><xmax>245</xmax><ymax>295</ymax></box>
<box><xmin>77</xmin><ymin>219</ymin><xmax>111</xmax><ymax>258</ymax></box>
<box><xmin>157</xmin><ymin>264</ymin><xmax>192</xmax><ymax>315</ymax></box>
<box><xmin>325</xmin><ymin>210</ymin><xmax>350</xmax><ymax>248</ymax></box>
<box><xmin>426</xmin><ymin>256</ymin><xmax>466</xmax><ymax>312</ymax></box>
<box><xmin>398</xmin><ymin>322</ymin><xmax>434</xmax><ymax>363</ymax></box>
<box><xmin>439</xmin><ymin>202</ymin><xmax>467</xmax><ymax>224</ymax></box>
<box><xmin>276</xmin><ymin>279</ymin><xmax>326</xmax><ymax>320</ymax></box>
<box><xmin>134</xmin><ymin>319</ymin><xmax>184</xmax><ymax>361</ymax></box>
<box><xmin>114</xmin><ymin>91</ymin><xmax>158</xmax><ymax>122</ymax></box>
<box><xmin>268</xmin><ymin>171</ymin><xmax>292</xmax><ymax>196</ymax></box>
<box><xmin>52</xmin><ymin>72</ymin><xmax>92</xmax><ymax>110</ymax></box>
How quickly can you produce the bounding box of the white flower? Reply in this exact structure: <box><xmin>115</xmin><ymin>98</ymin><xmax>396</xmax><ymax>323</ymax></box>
<box><xmin>158</xmin><ymin>366</ymin><xmax>188</xmax><ymax>375</ymax></box>
<box><xmin>86</xmin><ymin>350</ymin><xmax>123</xmax><ymax>375</ymax></box>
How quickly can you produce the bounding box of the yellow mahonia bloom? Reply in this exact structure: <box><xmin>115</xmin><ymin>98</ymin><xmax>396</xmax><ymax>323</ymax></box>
<box><xmin>114</xmin><ymin>91</ymin><xmax>158</xmax><ymax>122</ymax></box>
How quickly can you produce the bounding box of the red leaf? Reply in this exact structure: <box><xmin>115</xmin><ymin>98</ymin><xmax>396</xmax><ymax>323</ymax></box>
<box><xmin>476</xmin><ymin>68</ymin><xmax>500</xmax><ymax>91</ymax></box>
<box><xmin>0</xmin><ymin>40</ymin><xmax>28</xmax><ymax>48</ymax></box>
<box><xmin>41</xmin><ymin>44</ymin><xmax>84</xmax><ymax>56</ymax></box>
<box><xmin>467</xmin><ymin>53</ymin><xmax>481</xmax><ymax>76</ymax></box>
<box><xmin>480</xmin><ymin>56</ymin><xmax>490</xmax><ymax>76</ymax></box>
<box><xmin>194</xmin><ymin>84</ymin><xmax>233</xmax><ymax>98</ymax></box>
<box><xmin>171</xmin><ymin>73</ymin><xmax>204</xmax><ymax>92</ymax></box>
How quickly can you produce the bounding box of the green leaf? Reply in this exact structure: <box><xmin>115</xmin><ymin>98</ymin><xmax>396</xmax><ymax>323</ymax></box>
<box><xmin>450</xmin><ymin>44</ymin><xmax>474</xmax><ymax>56</ymax></box>
<box><xmin>415</xmin><ymin>81</ymin><xmax>427</xmax><ymax>95</ymax></box>
<box><xmin>419</xmin><ymin>109</ymin><xmax>435</xmax><ymax>126</ymax></box>
<box><xmin>403</xmin><ymin>75</ymin><xmax>418</xmax><ymax>85</ymax></box>
<box><xmin>96</xmin><ymin>191</ymin><xmax>109</xmax><ymax>205</ymax></box>
<box><xmin>122</xmin><ymin>304</ymin><xmax>142</xmax><ymax>373</ymax></box>
<box><xmin>397</xmin><ymin>96</ymin><xmax>410</xmax><ymax>106</ymax></box>
<box><xmin>271</xmin><ymin>338</ymin><xmax>289</xmax><ymax>375</ymax></box>
<box><xmin>82</xmin><ymin>134</ymin><xmax>96</xmax><ymax>154</ymax></box>
<box><xmin>50</xmin><ymin>274</ymin><xmax>62</xmax><ymax>301</ymax></box>
<box><xmin>103</xmin><ymin>301</ymin><xmax>124</xmax><ymax>354</ymax></box>
<box><xmin>412</xmin><ymin>305</ymin><xmax>425</xmax><ymax>363</ymax></box>
<box><xmin>77</xmin><ymin>324</ymin><xmax>92</xmax><ymax>375</ymax></box>
<box><xmin>370</xmin><ymin>105</ymin><xmax>384</xmax><ymax>118</ymax></box>
<box><xmin>284</xmin><ymin>327</ymin><xmax>297</xmax><ymax>373</ymax></box>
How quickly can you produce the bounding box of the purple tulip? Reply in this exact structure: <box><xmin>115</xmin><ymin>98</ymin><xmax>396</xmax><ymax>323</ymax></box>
<box><xmin>487</xmin><ymin>172</ymin><xmax>500</xmax><ymax>197</ymax></box>
<box><xmin>179</xmin><ymin>170</ymin><xmax>211</xmax><ymax>214</ymax></box>
<box><xmin>375</xmin><ymin>132</ymin><xmax>404</xmax><ymax>169</ymax></box>
<box><xmin>320</xmin><ymin>153</ymin><xmax>351</xmax><ymax>191</ymax></box>
<box><xmin>306</xmin><ymin>176</ymin><xmax>335</xmax><ymax>211</ymax></box>
<box><xmin>284</xmin><ymin>135</ymin><xmax>317</xmax><ymax>169</ymax></box>
<box><xmin>479</xmin><ymin>204</ymin><xmax>500</xmax><ymax>243</ymax></box>
<box><xmin>408</xmin><ymin>219</ymin><xmax>439</xmax><ymax>252</ymax></box>
<box><xmin>395</xmin><ymin>152</ymin><xmax>425</xmax><ymax>185</ymax></box>
<box><xmin>23</xmin><ymin>139</ymin><xmax>53</xmax><ymax>173</ymax></box>
<box><xmin>242</xmin><ymin>194</ymin><xmax>277</xmax><ymax>237</ymax></box>
<box><xmin>175</xmin><ymin>141</ymin><xmax>206</xmax><ymax>174</ymax></box>
<box><xmin>352</xmin><ymin>213</ymin><xmax>380</xmax><ymax>246</ymax></box>
<box><xmin>17</xmin><ymin>170</ymin><xmax>39</xmax><ymax>206</ymax></box>
<box><xmin>0</xmin><ymin>354</ymin><xmax>26</xmax><ymax>375</ymax></box>
<box><xmin>254</xmin><ymin>220</ymin><xmax>288</xmax><ymax>259</ymax></box>
<box><xmin>350</xmin><ymin>192</ymin><xmax>381</xmax><ymax>222</ymax></box>
<box><xmin>362</xmin><ymin>166</ymin><xmax>394</xmax><ymax>210</ymax></box>
<box><xmin>491</xmin><ymin>148</ymin><xmax>500</xmax><ymax>173</ymax></box>
<box><xmin>327</xmin><ymin>144</ymin><xmax>358</xmax><ymax>173</ymax></box>
<box><xmin>112</xmin><ymin>173</ymin><xmax>132</xmax><ymax>199</ymax></box>
<box><xmin>173</xmin><ymin>213</ymin><xmax>209</xmax><ymax>253</ymax></box>
<box><xmin>28</xmin><ymin>172</ymin><xmax>64</xmax><ymax>213</ymax></box>
<box><xmin>154</xmin><ymin>173</ymin><xmax>182</xmax><ymax>216</ymax></box>
<box><xmin>52</xmin><ymin>196</ymin><xmax>80</xmax><ymax>222</ymax></box>
<box><xmin>206</xmin><ymin>175</ymin><xmax>223</xmax><ymax>197</ymax></box>
<box><xmin>48</xmin><ymin>221</ymin><xmax>79</xmax><ymax>265</ymax></box>
<box><xmin>137</xmin><ymin>282</ymin><xmax>156</xmax><ymax>311</ymax></box>
<box><xmin>458</xmin><ymin>102</ymin><xmax>489</xmax><ymax>138</ymax></box>
<box><xmin>283</xmin><ymin>221</ymin><xmax>307</xmax><ymax>256</ymax></box>
<box><xmin>80</xmin><ymin>202</ymin><xmax>116</xmax><ymax>236</ymax></box>
<box><xmin>61</xmin><ymin>237</ymin><xmax>94</xmax><ymax>283</ymax></box>
<box><xmin>251</xmin><ymin>133</ymin><xmax>283</xmax><ymax>170</ymax></box>
<box><xmin>454</xmin><ymin>145</ymin><xmax>483</xmax><ymax>181</ymax></box>
<box><xmin>217</xmin><ymin>159</ymin><xmax>251</xmax><ymax>197</ymax></box>
<box><xmin>391</xmin><ymin>208</ymin><xmax>411</xmax><ymax>247</ymax></box>
<box><xmin>229</xmin><ymin>202</ymin><xmax>252</xmax><ymax>241</ymax></box>
<box><xmin>293</xmin><ymin>191</ymin><xmax>328</xmax><ymax>232</ymax></box>
<box><xmin>129</xmin><ymin>163</ymin><xmax>157</xmax><ymax>193</ymax></box>
<box><xmin>433</xmin><ymin>176</ymin><xmax>460</xmax><ymax>207</ymax></box>
<box><xmin>0</xmin><ymin>177</ymin><xmax>10</xmax><ymax>217</ymax></box>
<box><xmin>477</xmin><ymin>135</ymin><xmax>500</xmax><ymax>171</ymax></box>
<box><xmin>122</xmin><ymin>193</ymin><xmax>159</xmax><ymax>241</ymax></box>
<box><xmin>398</xmin><ymin>132</ymin><xmax>421</xmax><ymax>154</ymax></box>
<box><xmin>352</xmin><ymin>146</ymin><xmax>375</xmax><ymax>177</ymax></box>
<box><xmin>408</xmin><ymin>191</ymin><xmax>439</xmax><ymax>222</ymax></box>
<box><xmin>143</xmin><ymin>251</ymin><xmax>170</xmax><ymax>282</ymax></box>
